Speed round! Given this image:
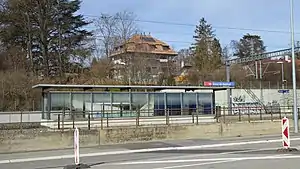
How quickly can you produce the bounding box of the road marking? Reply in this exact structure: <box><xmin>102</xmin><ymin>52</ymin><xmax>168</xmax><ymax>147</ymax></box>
<box><xmin>152</xmin><ymin>154</ymin><xmax>286</xmax><ymax>169</ymax></box>
<box><xmin>145</xmin><ymin>147</ymin><xmax>281</xmax><ymax>161</ymax></box>
<box><xmin>1</xmin><ymin>137</ymin><xmax>300</xmax><ymax>164</ymax></box>
<box><xmin>116</xmin><ymin>154</ymin><xmax>298</xmax><ymax>165</ymax></box>
<box><xmin>154</xmin><ymin>160</ymin><xmax>237</xmax><ymax>169</ymax></box>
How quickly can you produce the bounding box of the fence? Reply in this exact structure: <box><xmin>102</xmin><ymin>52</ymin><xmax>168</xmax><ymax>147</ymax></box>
<box><xmin>0</xmin><ymin>106</ymin><xmax>298</xmax><ymax>130</ymax></box>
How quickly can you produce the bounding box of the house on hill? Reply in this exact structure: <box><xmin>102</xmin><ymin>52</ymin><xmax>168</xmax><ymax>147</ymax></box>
<box><xmin>110</xmin><ymin>33</ymin><xmax>178</xmax><ymax>84</ymax></box>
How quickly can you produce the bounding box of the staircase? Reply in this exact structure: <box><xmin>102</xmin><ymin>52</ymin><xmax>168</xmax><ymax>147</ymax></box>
<box><xmin>243</xmin><ymin>88</ymin><xmax>268</xmax><ymax>113</ymax></box>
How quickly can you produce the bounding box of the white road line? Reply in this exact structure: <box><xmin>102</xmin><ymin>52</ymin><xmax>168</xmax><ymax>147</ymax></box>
<box><xmin>152</xmin><ymin>154</ymin><xmax>286</xmax><ymax>169</ymax></box>
<box><xmin>1</xmin><ymin>137</ymin><xmax>300</xmax><ymax>164</ymax></box>
<box><xmin>153</xmin><ymin>160</ymin><xmax>238</xmax><ymax>169</ymax></box>
<box><xmin>144</xmin><ymin>147</ymin><xmax>280</xmax><ymax>162</ymax></box>
<box><xmin>117</xmin><ymin>154</ymin><xmax>299</xmax><ymax>165</ymax></box>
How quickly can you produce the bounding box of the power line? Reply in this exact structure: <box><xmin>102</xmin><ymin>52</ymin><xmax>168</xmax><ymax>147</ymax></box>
<box><xmin>83</xmin><ymin>14</ymin><xmax>300</xmax><ymax>35</ymax></box>
<box><xmin>92</xmin><ymin>36</ymin><xmax>288</xmax><ymax>49</ymax></box>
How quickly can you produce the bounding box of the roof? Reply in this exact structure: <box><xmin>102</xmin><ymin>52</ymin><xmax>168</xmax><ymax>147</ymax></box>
<box><xmin>110</xmin><ymin>34</ymin><xmax>178</xmax><ymax>57</ymax></box>
<box><xmin>32</xmin><ymin>84</ymin><xmax>234</xmax><ymax>91</ymax></box>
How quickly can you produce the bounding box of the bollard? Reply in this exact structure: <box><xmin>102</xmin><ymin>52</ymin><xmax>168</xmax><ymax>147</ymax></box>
<box><xmin>282</xmin><ymin>117</ymin><xmax>290</xmax><ymax>149</ymax></box>
<box><xmin>74</xmin><ymin>127</ymin><xmax>80</xmax><ymax>165</ymax></box>
<box><xmin>276</xmin><ymin>116</ymin><xmax>298</xmax><ymax>153</ymax></box>
<box><xmin>63</xmin><ymin>127</ymin><xmax>89</xmax><ymax>169</ymax></box>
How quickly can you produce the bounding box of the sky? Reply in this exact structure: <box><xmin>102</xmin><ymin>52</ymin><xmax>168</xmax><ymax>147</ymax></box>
<box><xmin>77</xmin><ymin>0</ymin><xmax>300</xmax><ymax>53</ymax></box>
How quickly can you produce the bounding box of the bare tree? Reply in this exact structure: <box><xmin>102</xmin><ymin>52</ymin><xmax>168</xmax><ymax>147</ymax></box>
<box><xmin>114</xmin><ymin>11</ymin><xmax>139</xmax><ymax>45</ymax></box>
<box><xmin>93</xmin><ymin>14</ymin><xmax>118</xmax><ymax>58</ymax></box>
<box><xmin>93</xmin><ymin>10</ymin><xmax>139</xmax><ymax>58</ymax></box>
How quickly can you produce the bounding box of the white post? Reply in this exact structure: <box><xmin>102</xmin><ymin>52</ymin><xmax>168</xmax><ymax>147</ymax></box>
<box><xmin>74</xmin><ymin>127</ymin><xmax>80</xmax><ymax>165</ymax></box>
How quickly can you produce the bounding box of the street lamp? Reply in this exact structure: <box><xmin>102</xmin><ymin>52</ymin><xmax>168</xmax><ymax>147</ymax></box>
<box><xmin>289</xmin><ymin>0</ymin><xmax>298</xmax><ymax>133</ymax></box>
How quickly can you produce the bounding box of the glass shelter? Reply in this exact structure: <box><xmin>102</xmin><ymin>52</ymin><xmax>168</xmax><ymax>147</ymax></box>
<box><xmin>32</xmin><ymin>84</ymin><xmax>233</xmax><ymax>120</ymax></box>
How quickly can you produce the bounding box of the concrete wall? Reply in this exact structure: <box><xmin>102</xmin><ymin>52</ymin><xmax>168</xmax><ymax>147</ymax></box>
<box><xmin>100</xmin><ymin>121</ymin><xmax>283</xmax><ymax>144</ymax></box>
<box><xmin>0</xmin><ymin>129</ymin><xmax>100</xmax><ymax>153</ymax></box>
<box><xmin>0</xmin><ymin>111</ymin><xmax>42</xmax><ymax>123</ymax></box>
<box><xmin>215</xmin><ymin>89</ymin><xmax>300</xmax><ymax>108</ymax></box>
<box><xmin>0</xmin><ymin>120</ymin><xmax>284</xmax><ymax>153</ymax></box>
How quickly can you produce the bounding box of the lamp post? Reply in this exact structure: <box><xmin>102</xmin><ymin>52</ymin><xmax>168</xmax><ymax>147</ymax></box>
<box><xmin>289</xmin><ymin>0</ymin><xmax>298</xmax><ymax>133</ymax></box>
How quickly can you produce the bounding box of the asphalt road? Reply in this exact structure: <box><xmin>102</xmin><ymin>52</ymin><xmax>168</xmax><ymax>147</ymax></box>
<box><xmin>2</xmin><ymin>134</ymin><xmax>300</xmax><ymax>169</ymax></box>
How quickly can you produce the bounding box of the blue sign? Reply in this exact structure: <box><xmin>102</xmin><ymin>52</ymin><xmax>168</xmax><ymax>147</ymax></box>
<box><xmin>212</xmin><ymin>81</ymin><xmax>235</xmax><ymax>87</ymax></box>
<box><xmin>278</xmin><ymin>89</ymin><xmax>289</xmax><ymax>94</ymax></box>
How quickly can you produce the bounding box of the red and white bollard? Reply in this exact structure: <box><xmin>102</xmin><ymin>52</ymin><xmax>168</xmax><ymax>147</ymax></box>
<box><xmin>282</xmin><ymin>117</ymin><xmax>290</xmax><ymax>149</ymax></box>
<box><xmin>74</xmin><ymin>127</ymin><xmax>80</xmax><ymax>165</ymax></box>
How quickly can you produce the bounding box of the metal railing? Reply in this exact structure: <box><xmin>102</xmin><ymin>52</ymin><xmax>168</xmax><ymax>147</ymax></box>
<box><xmin>0</xmin><ymin>106</ymin><xmax>297</xmax><ymax>130</ymax></box>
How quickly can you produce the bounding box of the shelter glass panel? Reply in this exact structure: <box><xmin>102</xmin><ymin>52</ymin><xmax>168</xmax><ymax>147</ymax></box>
<box><xmin>112</xmin><ymin>93</ymin><xmax>131</xmax><ymax>117</ymax></box>
<box><xmin>152</xmin><ymin>93</ymin><xmax>165</xmax><ymax>116</ymax></box>
<box><xmin>72</xmin><ymin>93</ymin><xmax>91</xmax><ymax>118</ymax></box>
<box><xmin>197</xmin><ymin>93</ymin><xmax>213</xmax><ymax>114</ymax></box>
<box><xmin>166</xmin><ymin>93</ymin><xmax>181</xmax><ymax>116</ymax></box>
<box><xmin>49</xmin><ymin>93</ymin><xmax>71</xmax><ymax>120</ymax></box>
<box><xmin>182</xmin><ymin>93</ymin><xmax>196</xmax><ymax>115</ymax></box>
<box><xmin>50</xmin><ymin>93</ymin><xmax>71</xmax><ymax>111</ymax></box>
<box><xmin>132</xmin><ymin>93</ymin><xmax>148</xmax><ymax>116</ymax></box>
<box><xmin>92</xmin><ymin>93</ymin><xmax>111</xmax><ymax>118</ymax></box>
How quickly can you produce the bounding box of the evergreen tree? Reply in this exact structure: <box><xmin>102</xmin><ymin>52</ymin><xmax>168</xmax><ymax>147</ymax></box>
<box><xmin>231</xmin><ymin>33</ymin><xmax>266</xmax><ymax>58</ymax></box>
<box><xmin>0</xmin><ymin>0</ymin><xmax>93</xmax><ymax>77</ymax></box>
<box><xmin>191</xmin><ymin>18</ymin><xmax>222</xmax><ymax>75</ymax></box>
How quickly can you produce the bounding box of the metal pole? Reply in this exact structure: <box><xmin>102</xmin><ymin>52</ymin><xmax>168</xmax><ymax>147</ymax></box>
<box><xmin>226</xmin><ymin>61</ymin><xmax>232</xmax><ymax>115</ymax></box>
<box><xmin>290</xmin><ymin>0</ymin><xmax>298</xmax><ymax>133</ymax></box>
<box><xmin>281</xmin><ymin>62</ymin><xmax>285</xmax><ymax>114</ymax></box>
<box><xmin>281</xmin><ymin>63</ymin><xmax>284</xmax><ymax>89</ymax></box>
<box><xmin>259</xmin><ymin>60</ymin><xmax>263</xmax><ymax>104</ymax></box>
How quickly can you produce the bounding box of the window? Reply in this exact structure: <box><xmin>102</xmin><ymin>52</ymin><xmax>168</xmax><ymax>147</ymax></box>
<box><xmin>142</xmin><ymin>37</ymin><xmax>156</xmax><ymax>42</ymax></box>
<box><xmin>163</xmin><ymin>46</ymin><xmax>170</xmax><ymax>50</ymax></box>
<box><xmin>149</xmin><ymin>44</ymin><xmax>156</xmax><ymax>50</ymax></box>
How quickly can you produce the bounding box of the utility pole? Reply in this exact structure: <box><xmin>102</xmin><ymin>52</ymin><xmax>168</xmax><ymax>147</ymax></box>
<box><xmin>289</xmin><ymin>0</ymin><xmax>298</xmax><ymax>133</ymax></box>
<box><xmin>226</xmin><ymin>60</ymin><xmax>232</xmax><ymax>115</ymax></box>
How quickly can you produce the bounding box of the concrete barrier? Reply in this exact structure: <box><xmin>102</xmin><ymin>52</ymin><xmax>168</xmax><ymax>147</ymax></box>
<box><xmin>0</xmin><ymin>120</ymin><xmax>284</xmax><ymax>153</ymax></box>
